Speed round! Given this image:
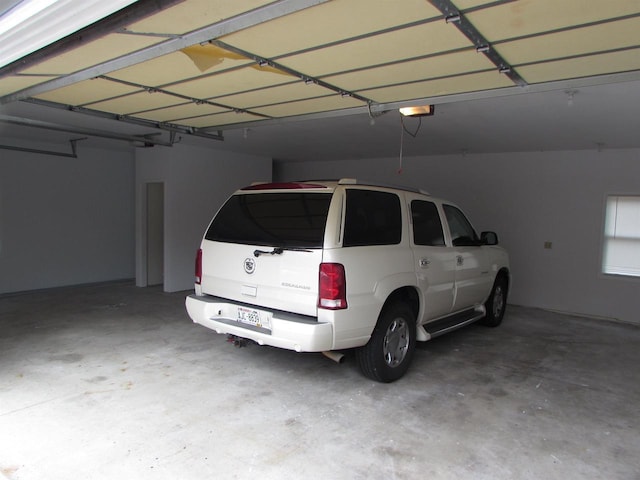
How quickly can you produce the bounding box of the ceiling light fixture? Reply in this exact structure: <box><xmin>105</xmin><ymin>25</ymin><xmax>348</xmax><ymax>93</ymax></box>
<box><xmin>476</xmin><ymin>45</ymin><xmax>490</xmax><ymax>53</ymax></box>
<box><xmin>0</xmin><ymin>0</ymin><xmax>137</xmax><ymax>68</ymax></box>
<box><xmin>445</xmin><ymin>14</ymin><xmax>461</xmax><ymax>23</ymax></box>
<box><xmin>399</xmin><ymin>105</ymin><xmax>435</xmax><ymax>117</ymax></box>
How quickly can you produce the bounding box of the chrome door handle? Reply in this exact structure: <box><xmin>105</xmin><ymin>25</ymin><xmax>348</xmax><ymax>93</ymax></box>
<box><xmin>420</xmin><ymin>258</ymin><xmax>430</xmax><ymax>267</ymax></box>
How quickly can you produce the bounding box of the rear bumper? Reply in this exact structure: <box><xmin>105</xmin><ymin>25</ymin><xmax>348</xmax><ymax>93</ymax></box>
<box><xmin>185</xmin><ymin>294</ymin><xmax>334</xmax><ymax>352</ymax></box>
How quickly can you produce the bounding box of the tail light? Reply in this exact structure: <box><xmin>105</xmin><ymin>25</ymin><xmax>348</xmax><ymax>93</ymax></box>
<box><xmin>195</xmin><ymin>248</ymin><xmax>202</xmax><ymax>285</ymax></box>
<box><xmin>318</xmin><ymin>263</ymin><xmax>347</xmax><ymax>310</ymax></box>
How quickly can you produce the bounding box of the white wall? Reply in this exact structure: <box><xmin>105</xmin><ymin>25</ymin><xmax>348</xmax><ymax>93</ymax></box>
<box><xmin>276</xmin><ymin>148</ymin><xmax>640</xmax><ymax>325</ymax></box>
<box><xmin>136</xmin><ymin>143</ymin><xmax>271</xmax><ymax>292</ymax></box>
<box><xmin>4</xmin><ymin>132</ymin><xmax>636</xmax><ymax>324</ymax></box>
<box><xmin>0</xmin><ymin>140</ymin><xmax>135</xmax><ymax>294</ymax></box>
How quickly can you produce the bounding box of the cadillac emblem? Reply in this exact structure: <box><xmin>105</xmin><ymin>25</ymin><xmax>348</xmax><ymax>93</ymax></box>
<box><xmin>244</xmin><ymin>257</ymin><xmax>256</xmax><ymax>274</ymax></box>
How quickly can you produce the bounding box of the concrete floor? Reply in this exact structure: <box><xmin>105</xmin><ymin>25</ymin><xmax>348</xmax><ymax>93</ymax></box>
<box><xmin>1</xmin><ymin>282</ymin><xmax>638</xmax><ymax>480</ymax></box>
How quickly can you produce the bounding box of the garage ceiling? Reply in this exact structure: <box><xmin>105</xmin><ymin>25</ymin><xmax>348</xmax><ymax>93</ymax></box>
<box><xmin>1</xmin><ymin>0</ymin><xmax>639</xmax><ymax>142</ymax></box>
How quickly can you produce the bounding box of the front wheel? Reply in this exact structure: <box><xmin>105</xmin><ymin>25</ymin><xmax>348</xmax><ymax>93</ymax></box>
<box><xmin>356</xmin><ymin>302</ymin><xmax>416</xmax><ymax>383</ymax></box>
<box><xmin>481</xmin><ymin>275</ymin><xmax>508</xmax><ymax>327</ymax></box>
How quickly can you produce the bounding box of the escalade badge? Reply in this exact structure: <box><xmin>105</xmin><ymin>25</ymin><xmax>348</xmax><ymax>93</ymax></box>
<box><xmin>244</xmin><ymin>257</ymin><xmax>256</xmax><ymax>274</ymax></box>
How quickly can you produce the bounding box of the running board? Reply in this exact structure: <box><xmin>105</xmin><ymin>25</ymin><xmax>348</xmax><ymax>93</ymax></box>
<box><xmin>417</xmin><ymin>306</ymin><xmax>486</xmax><ymax>341</ymax></box>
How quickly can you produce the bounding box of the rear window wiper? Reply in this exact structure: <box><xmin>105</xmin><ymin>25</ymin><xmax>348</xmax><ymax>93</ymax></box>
<box><xmin>253</xmin><ymin>246</ymin><xmax>313</xmax><ymax>257</ymax></box>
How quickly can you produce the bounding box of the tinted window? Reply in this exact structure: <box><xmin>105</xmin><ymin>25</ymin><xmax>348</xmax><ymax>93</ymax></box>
<box><xmin>411</xmin><ymin>200</ymin><xmax>445</xmax><ymax>246</ymax></box>
<box><xmin>206</xmin><ymin>193</ymin><xmax>332</xmax><ymax>248</ymax></box>
<box><xmin>343</xmin><ymin>190</ymin><xmax>401</xmax><ymax>246</ymax></box>
<box><xmin>443</xmin><ymin>204</ymin><xmax>479</xmax><ymax>246</ymax></box>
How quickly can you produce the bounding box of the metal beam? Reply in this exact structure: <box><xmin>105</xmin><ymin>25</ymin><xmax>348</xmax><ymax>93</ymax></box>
<box><xmin>24</xmin><ymin>98</ymin><xmax>225</xmax><ymax>142</ymax></box>
<box><xmin>0</xmin><ymin>138</ymin><xmax>84</xmax><ymax>158</ymax></box>
<box><xmin>427</xmin><ymin>0</ymin><xmax>527</xmax><ymax>87</ymax></box>
<box><xmin>210</xmin><ymin>40</ymin><xmax>375</xmax><ymax>104</ymax></box>
<box><xmin>94</xmin><ymin>75</ymin><xmax>271</xmax><ymax>122</ymax></box>
<box><xmin>0</xmin><ymin>114</ymin><xmax>176</xmax><ymax>146</ymax></box>
<box><xmin>0</xmin><ymin>0</ymin><xmax>330</xmax><ymax>105</ymax></box>
<box><xmin>205</xmin><ymin>70</ymin><xmax>640</xmax><ymax>131</ymax></box>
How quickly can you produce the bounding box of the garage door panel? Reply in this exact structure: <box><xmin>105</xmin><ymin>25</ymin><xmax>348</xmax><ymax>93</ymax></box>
<box><xmin>222</xmin><ymin>0</ymin><xmax>442</xmax><ymax>58</ymax></box>
<box><xmin>133</xmin><ymin>102</ymin><xmax>228</xmax><ymax>121</ymax></box>
<box><xmin>249</xmin><ymin>95</ymin><xmax>364</xmax><ymax>118</ymax></box>
<box><xmin>324</xmin><ymin>51</ymin><xmax>495</xmax><ymax>92</ymax></box>
<box><xmin>278</xmin><ymin>21</ymin><xmax>472</xmax><ymax>78</ymax></box>
<box><xmin>109</xmin><ymin>50</ymin><xmax>253</xmax><ymax>88</ymax></box>
<box><xmin>85</xmin><ymin>91</ymin><xmax>191</xmax><ymax>115</ymax></box>
<box><xmin>125</xmin><ymin>0</ymin><xmax>274</xmax><ymax>36</ymax></box>
<box><xmin>467</xmin><ymin>0</ymin><xmax>640</xmax><ymax>42</ymax></box>
<box><xmin>21</xmin><ymin>34</ymin><xmax>163</xmax><ymax>76</ymax></box>
<box><xmin>164</xmin><ymin>67</ymin><xmax>293</xmax><ymax>100</ymax></box>
<box><xmin>361</xmin><ymin>71</ymin><xmax>514</xmax><ymax>103</ymax></box>
<box><xmin>497</xmin><ymin>17</ymin><xmax>640</xmax><ymax>65</ymax></box>
<box><xmin>519</xmin><ymin>49</ymin><xmax>640</xmax><ymax>84</ymax></box>
<box><xmin>34</xmin><ymin>78</ymin><xmax>140</xmax><ymax>106</ymax></box>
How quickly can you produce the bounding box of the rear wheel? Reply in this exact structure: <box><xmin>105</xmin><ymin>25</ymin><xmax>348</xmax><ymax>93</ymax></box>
<box><xmin>481</xmin><ymin>275</ymin><xmax>508</xmax><ymax>327</ymax></box>
<box><xmin>356</xmin><ymin>302</ymin><xmax>416</xmax><ymax>383</ymax></box>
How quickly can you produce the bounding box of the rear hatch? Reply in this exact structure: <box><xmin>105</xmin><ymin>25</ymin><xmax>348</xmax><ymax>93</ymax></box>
<box><xmin>199</xmin><ymin>184</ymin><xmax>334</xmax><ymax>317</ymax></box>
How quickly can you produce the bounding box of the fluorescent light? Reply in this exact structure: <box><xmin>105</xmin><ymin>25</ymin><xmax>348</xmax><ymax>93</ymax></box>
<box><xmin>0</xmin><ymin>0</ymin><xmax>138</xmax><ymax>69</ymax></box>
<box><xmin>399</xmin><ymin>105</ymin><xmax>435</xmax><ymax>117</ymax></box>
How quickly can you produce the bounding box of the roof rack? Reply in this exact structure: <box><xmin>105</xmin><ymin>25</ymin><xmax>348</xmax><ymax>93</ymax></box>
<box><xmin>337</xmin><ymin>178</ymin><xmax>430</xmax><ymax>195</ymax></box>
<box><xmin>274</xmin><ymin>178</ymin><xmax>429</xmax><ymax>195</ymax></box>
<box><xmin>241</xmin><ymin>181</ymin><xmax>328</xmax><ymax>190</ymax></box>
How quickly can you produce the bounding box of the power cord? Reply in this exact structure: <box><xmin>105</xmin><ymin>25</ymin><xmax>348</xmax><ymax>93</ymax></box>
<box><xmin>398</xmin><ymin>115</ymin><xmax>423</xmax><ymax>173</ymax></box>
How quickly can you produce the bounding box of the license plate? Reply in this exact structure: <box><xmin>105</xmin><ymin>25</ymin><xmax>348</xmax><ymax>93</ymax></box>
<box><xmin>236</xmin><ymin>306</ymin><xmax>271</xmax><ymax>330</ymax></box>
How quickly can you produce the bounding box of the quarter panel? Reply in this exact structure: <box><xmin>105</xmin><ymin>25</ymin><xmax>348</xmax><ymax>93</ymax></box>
<box><xmin>322</xmin><ymin>244</ymin><xmax>417</xmax><ymax>348</ymax></box>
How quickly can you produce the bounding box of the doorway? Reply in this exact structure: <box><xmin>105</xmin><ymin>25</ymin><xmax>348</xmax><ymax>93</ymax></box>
<box><xmin>146</xmin><ymin>182</ymin><xmax>164</xmax><ymax>286</ymax></box>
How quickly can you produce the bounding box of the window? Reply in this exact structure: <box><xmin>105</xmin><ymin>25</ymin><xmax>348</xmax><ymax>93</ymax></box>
<box><xmin>603</xmin><ymin>195</ymin><xmax>640</xmax><ymax>277</ymax></box>
<box><xmin>443</xmin><ymin>205</ymin><xmax>480</xmax><ymax>246</ymax></box>
<box><xmin>343</xmin><ymin>190</ymin><xmax>401</xmax><ymax>246</ymax></box>
<box><xmin>206</xmin><ymin>193</ymin><xmax>332</xmax><ymax>248</ymax></box>
<box><xmin>411</xmin><ymin>200</ymin><xmax>445</xmax><ymax>246</ymax></box>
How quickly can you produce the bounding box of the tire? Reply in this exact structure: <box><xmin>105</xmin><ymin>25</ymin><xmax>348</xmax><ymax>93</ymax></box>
<box><xmin>356</xmin><ymin>302</ymin><xmax>416</xmax><ymax>383</ymax></box>
<box><xmin>481</xmin><ymin>275</ymin><xmax>508</xmax><ymax>327</ymax></box>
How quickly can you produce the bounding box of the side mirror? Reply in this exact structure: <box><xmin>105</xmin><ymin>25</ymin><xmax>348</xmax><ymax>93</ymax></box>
<box><xmin>481</xmin><ymin>231</ymin><xmax>498</xmax><ymax>245</ymax></box>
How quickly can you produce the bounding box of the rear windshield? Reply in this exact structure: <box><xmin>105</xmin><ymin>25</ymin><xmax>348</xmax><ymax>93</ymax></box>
<box><xmin>205</xmin><ymin>192</ymin><xmax>332</xmax><ymax>248</ymax></box>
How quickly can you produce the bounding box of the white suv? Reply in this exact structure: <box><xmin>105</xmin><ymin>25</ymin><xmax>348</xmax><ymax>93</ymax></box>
<box><xmin>186</xmin><ymin>179</ymin><xmax>510</xmax><ymax>382</ymax></box>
